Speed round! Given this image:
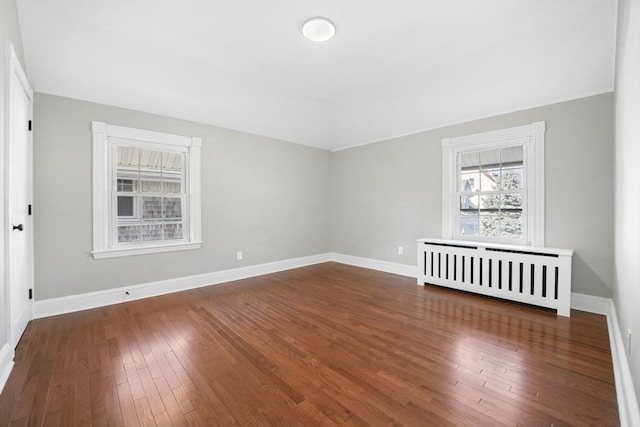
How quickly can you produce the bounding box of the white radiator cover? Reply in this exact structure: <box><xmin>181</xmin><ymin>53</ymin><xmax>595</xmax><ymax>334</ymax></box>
<box><xmin>417</xmin><ymin>238</ymin><xmax>573</xmax><ymax>316</ymax></box>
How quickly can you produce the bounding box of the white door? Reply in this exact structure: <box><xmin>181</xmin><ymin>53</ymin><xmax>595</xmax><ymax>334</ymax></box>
<box><xmin>5</xmin><ymin>41</ymin><xmax>34</xmax><ymax>347</ymax></box>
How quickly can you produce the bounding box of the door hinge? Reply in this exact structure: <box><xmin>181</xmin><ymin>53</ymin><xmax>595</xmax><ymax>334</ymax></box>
<box><xmin>28</xmin><ymin>120</ymin><xmax>32</xmax><ymax>131</ymax></box>
<box><xmin>28</xmin><ymin>289</ymin><xmax>33</xmax><ymax>300</ymax></box>
<box><xmin>28</xmin><ymin>204</ymin><xmax>32</xmax><ymax>216</ymax></box>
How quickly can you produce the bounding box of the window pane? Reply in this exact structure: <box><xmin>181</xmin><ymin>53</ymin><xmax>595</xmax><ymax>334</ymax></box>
<box><xmin>500</xmin><ymin>193</ymin><xmax>523</xmax><ymax>210</ymax></box>
<box><xmin>118</xmin><ymin>225</ymin><xmax>140</xmax><ymax>242</ymax></box>
<box><xmin>141</xmin><ymin>223</ymin><xmax>163</xmax><ymax>241</ymax></box>
<box><xmin>117</xmin><ymin>146</ymin><xmax>140</xmax><ymax>168</ymax></box>
<box><xmin>162</xmin><ymin>152</ymin><xmax>182</xmax><ymax>172</ymax></box>
<box><xmin>459</xmin><ymin>152</ymin><xmax>480</xmax><ymax>169</ymax></box>
<box><xmin>138</xmin><ymin>149</ymin><xmax>162</xmax><ymax>192</ymax></box>
<box><xmin>116</xmin><ymin>147</ymin><xmax>141</xmax><ymax>189</ymax></box>
<box><xmin>163</xmin><ymin>223</ymin><xmax>183</xmax><ymax>240</ymax></box>
<box><xmin>162</xmin><ymin>152</ymin><xmax>183</xmax><ymax>193</ymax></box>
<box><xmin>460</xmin><ymin>195</ymin><xmax>478</xmax><ymax>236</ymax></box>
<box><xmin>460</xmin><ymin>194</ymin><xmax>478</xmax><ymax>210</ymax></box>
<box><xmin>163</xmin><ymin>197</ymin><xmax>182</xmax><ymax>220</ymax></box>
<box><xmin>117</xmin><ymin>196</ymin><xmax>134</xmax><ymax>217</ymax></box>
<box><xmin>502</xmin><ymin>166</ymin><xmax>523</xmax><ymax>190</ymax></box>
<box><xmin>117</xmin><ymin>179</ymin><xmax>136</xmax><ymax>192</ymax></box>
<box><xmin>140</xmin><ymin>178</ymin><xmax>162</xmax><ymax>192</ymax></box>
<box><xmin>501</xmin><ymin>146</ymin><xmax>523</xmax><ymax>190</ymax></box>
<box><xmin>479</xmin><ymin>194</ymin><xmax>500</xmax><ymax>211</ymax></box>
<box><xmin>480</xmin><ymin>149</ymin><xmax>500</xmax><ymax>169</ymax></box>
<box><xmin>460</xmin><ymin>214</ymin><xmax>479</xmax><ymax>236</ymax></box>
<box><xmin>142</xmin><ymin>197</ymin><xmax>162</xmax><ymax>220</ymax></box>
<box><xmin>481</xmin><ymin>167</ymin><xmax>501</xmax><ymax>191</ymax></box>
<box><xmin>500</xmin><ymin>211</ymin><xmax>523</xmax><ymax>239</ymax></box>
<box><xmin>140</xmin><ymin>149</ymin><xmax>162</xmax><ymax>170</ymax></box>
<box><xmin>501</xmin><ymin>145</ymin><xmax>523</xmax><ymax>164</ymax></box>
<box><xmin>460</xmin><ymin>171</ymin><xmax>480</xmax><ymax>192</ymax></box>
<box><xmin>480</xmin><ymin>214</ymin><xmax>500</xmax><ymax>237</ymax></box>
<box><xmin>162</xmin><ymin>180</ymin><xmax>182</xmax><ymax>194</ymax></box>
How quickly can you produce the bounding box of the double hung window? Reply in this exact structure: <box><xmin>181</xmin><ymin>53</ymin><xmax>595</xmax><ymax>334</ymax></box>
<box><xmin>92</xmin><ymin>122</ymin><xmax>202</xmax><ymax>259</ymax></box>
<box><xmin>442</xmin><ymin>122</ymin><xmax>545</xmax><ymax>246</ymax></box>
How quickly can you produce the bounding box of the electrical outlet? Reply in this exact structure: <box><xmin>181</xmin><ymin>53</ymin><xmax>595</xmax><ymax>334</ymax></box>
<box><xmin>628</xmin><ymin>329</ymin><xmax>632</xmax><ymax>356</ymax></box>
<box><xmin>237</xmin><ymin>251</ymin><xmax>243</xmax><ymax>261</ymax></box>
<box><xmin>398</xmin><ymin>246</ymin><xmax>404</xmax><ymax>255</ymax></box>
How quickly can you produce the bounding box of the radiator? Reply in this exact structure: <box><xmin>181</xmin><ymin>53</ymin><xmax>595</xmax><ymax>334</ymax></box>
<box><xmin>417</xmin><ymin>238</ymin><xmax>573</xmax><ymax>316</ymax></box>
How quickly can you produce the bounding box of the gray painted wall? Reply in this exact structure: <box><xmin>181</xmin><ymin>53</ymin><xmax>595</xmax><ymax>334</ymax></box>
<box><xmin>35</xmin><ymin>92</ymin><xmax>615</xmax><ymax>300</ymax></box>
<box><xmin>332</xmin><ymin>93</ymin><xmax>614</xmax><ymax>298</ymax></box>
<box><xmin>33</xmin><ymin>93</ymin><xmax>331</xmax><ymax>300</ymax></box>
<box><xmin>614</xmin><ymin>0</ymin><xmax>640</xmax><ymax>410</ymax></box>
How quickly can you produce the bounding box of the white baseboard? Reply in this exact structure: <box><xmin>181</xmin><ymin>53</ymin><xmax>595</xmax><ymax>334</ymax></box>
<box><xmin>570</xmin><ymin>292</ymin><xmax>611</xmax><ymax>315</ymax></box>
<box><xmin>34</xmin><ymin>253</ymin><xmax>332</xmax><ymax>319</ymax></box>
<box><xmin>607</xmin><ymin>300</ymin><xmax>640</xmax><ymax>427</ymax></box>
<box><xmin>0</xmin><ymin>343</ymin><xmax>14</xmax><ymax>394</ymax></box>
<box><xmin>330</xmin><ymin>253</ymin><xmax>416</xmax><ymax>277</ymax></box>
<box><xmin>549</xmin><ymin>288</ymin><xmax>640</xmax><ymax>425</ymax></box>
<box><xmin>571</xmin><ymin>293</ymin><xmax>640</xmax><ymax>426</ymax></box>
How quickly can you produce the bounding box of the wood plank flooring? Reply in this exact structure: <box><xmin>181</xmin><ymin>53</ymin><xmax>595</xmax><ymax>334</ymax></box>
<box><xmin>0</xmin><ymin>262</ymin><xmax>619</xmax><ymax>426</ymax></box>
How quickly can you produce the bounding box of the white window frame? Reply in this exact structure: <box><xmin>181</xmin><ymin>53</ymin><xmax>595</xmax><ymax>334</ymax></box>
<box><xmin>441</xmin><ymin>121</ymin><xmax>545</xmax><ymax>246</ymax></box>
<box><xmin>91</xmin><ymin>121</ymin><xmax>202</xmax><ymax>259</ymax></box>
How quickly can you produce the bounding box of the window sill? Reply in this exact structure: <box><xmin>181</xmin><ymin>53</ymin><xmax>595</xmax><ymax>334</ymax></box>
<box><xmin>454</xmin><ymin>236</ymin><xmax>528</xmax><ymax>246</ymax></box>
<box><xmin>92</xmin><ymin>241</ymin><xmax>203</xmax><ymax>259</ymax></box>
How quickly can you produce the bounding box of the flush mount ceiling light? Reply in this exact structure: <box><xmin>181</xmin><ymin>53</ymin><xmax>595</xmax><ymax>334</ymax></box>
<box><xmin>302</xmin><ymin>17</ymin><xmax>336</xmax><ymax>42</ymax></box>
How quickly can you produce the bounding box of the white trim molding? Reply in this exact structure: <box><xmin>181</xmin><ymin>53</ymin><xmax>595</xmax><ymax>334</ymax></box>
<box><xmin>442</xmin><ymin>121</ymin><xmax>545</xmax><ymax>246</ymax></box>
<box><xmin>570</xmin><ymin>292</ymin><xmax>611</xmax><ymax>315</ymax></box>
<box><xmin>568</xmin><ymin>295</ymin><xmax>640</xmax><ymax>427</ymax></box>
<box><xmin>35</xmin><ymin>253</ymin><xmax>332</xmax><ymax>318</ymax></box>
<box><xmin>331</xmin><ymin>253</ymin><xmax>416</xmax><ymax>277</ymax></box>
<box><xmin>607</xmin><ymin>299</ymin><xmax>640</xmax><ymax>427</ymax></box>
<box><xmin>91</xmin><ymin>121</ymin><xmax>202</xmax><ymax>259</ymax></box>
<box><xmin>0</xmin><ymin>343</ymin><xmax>14</xmax><ymax>394</ymax></box>
<box><xmin>91</xmin><ymin>241</ymin><xmax>203</xmax><ymax>260</ymax></box>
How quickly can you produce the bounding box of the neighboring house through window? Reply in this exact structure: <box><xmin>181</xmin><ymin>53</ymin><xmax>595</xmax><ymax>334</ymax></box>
<box><xmin>91</xmin><ymin>121</ymin><xmax>202</xmax><ymax>259</ymax></box>
<box><xmin>441</xmin><ymin>122</ymin><xmax>545</xmax><ymax>246</ymax></box>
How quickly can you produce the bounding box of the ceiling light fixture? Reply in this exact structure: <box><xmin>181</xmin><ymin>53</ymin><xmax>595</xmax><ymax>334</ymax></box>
<box><xmin>302</xmin><ymin>17</ymin><xmax>336</xmax><ymax>42</ymax></box>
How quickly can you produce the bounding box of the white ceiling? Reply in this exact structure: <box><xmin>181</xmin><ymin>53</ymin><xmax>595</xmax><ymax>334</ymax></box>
<box><xmin>17</xmin><ymin>0</ymin><xmax>617</xmax><ymax>151</ymax></box>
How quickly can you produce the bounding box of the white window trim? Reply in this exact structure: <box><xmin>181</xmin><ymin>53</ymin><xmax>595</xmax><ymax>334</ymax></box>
<box><xmin>91</xmin><ymin>121</ymin><xmax>202</xmax><ymax>259</ymax></box>
<box><xmin>441</xmin><ymin>121</ymin><xmax>545</xmax><ymax>246</ymax></box>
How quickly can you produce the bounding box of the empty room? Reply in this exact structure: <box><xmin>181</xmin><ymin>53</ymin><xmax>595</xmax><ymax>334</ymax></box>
<box><xmin>0</xmin><ymin>0</ymin><xmax>639</xmax><ymax>425</ymax></box>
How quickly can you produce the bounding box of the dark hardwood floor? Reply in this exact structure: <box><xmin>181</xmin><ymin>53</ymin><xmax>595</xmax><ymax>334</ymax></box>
<box><xmin>0</xmin><ymin>262</ymin><xmax>619</xmax><ymax>426</ymax></box>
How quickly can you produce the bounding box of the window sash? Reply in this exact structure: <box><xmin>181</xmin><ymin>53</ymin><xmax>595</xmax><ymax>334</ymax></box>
<box><xmin>110</xmin><ymin>143</ymin><xmax>189</xmax><ymax>247</ymax></box>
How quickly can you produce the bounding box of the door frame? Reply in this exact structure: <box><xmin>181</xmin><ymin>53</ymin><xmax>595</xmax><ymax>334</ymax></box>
<box><xmin>3</xmin><ymin>40</ymin><xmax>34</xmax><ymax>348</ymax></box>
